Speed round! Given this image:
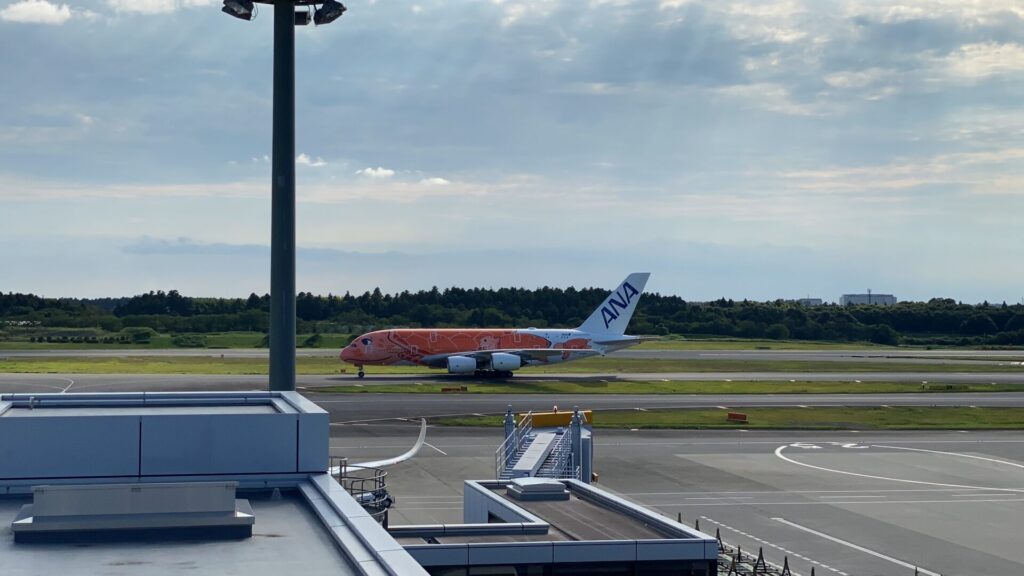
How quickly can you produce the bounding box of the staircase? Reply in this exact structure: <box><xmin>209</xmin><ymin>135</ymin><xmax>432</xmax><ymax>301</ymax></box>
<box><xmin>495</xmin><ymin>412</ymin><xmax>534</xmax><ymax>481</ymax></box>
<box><xmin>536</xmin><ymin>431</ymin><xmax>575</xmax><ymax>479</ymax></box>
<box><xmin>498</xmin><ymin>433</ymin><xmax>538</xmax><ymax>481</ymax></box>
<box><xmin>495</xmin><ymin>413</ymin><xmax>581</xmax><ymax>482</ymax></box>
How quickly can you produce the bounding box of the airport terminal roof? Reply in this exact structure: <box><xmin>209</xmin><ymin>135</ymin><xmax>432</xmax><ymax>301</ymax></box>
<box><xmin>0</xmin><ymin>493</ymin><xmax>358</xmax><ymax>576</ymax></box>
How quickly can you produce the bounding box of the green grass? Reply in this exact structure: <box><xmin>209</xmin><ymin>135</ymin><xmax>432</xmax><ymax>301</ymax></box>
<box><xmin>635</xmin><ymin>338</ymin><xmax>899</xmax><ymax>350</ymax></box>
<box><xmin>433</xmin><ymin>406</ymin><xmax>1024</xmax><ymax>430</ymax></box>
<box><xmin>313</xmin><ymin>380</ymin><xmax>1024</xmax><ymax>395</ymax></box>
<box><xmin>0</xmin><ymin>356</ymin><xmax>319</xmax><ymax>375</ymax></box>
<box><xmin>529</xmin><ymin>357</ymin><xmax>1019</xmax><ymax>373</ymax></box>
<box><xmin>0</xmin><ymin>332</ymin><xmax>352</xmax><ymax>350</ymax></box>
<box><xmin>0</xmin><ymin>355</ymin><xmax>1019</xmax><ymax>375</ymax></box>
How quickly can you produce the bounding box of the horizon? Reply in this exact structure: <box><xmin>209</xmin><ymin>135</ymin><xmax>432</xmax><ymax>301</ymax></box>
<box><xmin>5</xmin><ymin>282</ymin><xmax>1019</xmax><ymax>307</ymax></box>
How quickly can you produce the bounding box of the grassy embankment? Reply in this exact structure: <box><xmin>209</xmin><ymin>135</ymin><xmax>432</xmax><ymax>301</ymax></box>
<box><xmin>0</xmin><ymin>356</ymin><xmax>1020</xmax><ymax>375</ymax></box>
<box><xmin>433</xmin><ymin>406</ymin><xmax>1024</xmax><ymax>430</ymax></box>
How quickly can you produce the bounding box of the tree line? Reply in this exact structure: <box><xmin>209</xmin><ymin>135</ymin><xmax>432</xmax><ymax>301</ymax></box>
<box><xmin>2</xmin><ymin>289</ymin><xmax>1024</xmax><ymax>346</ymax></box>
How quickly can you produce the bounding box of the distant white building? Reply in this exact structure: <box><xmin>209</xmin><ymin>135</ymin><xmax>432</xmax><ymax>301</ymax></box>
<box><xmin>841</xmin><ymin>293</ymin><xmax>897</xmax><ymax>306</ymax></box>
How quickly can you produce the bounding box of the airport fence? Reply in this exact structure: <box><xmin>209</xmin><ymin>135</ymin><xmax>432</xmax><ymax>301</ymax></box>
<box><xmin>684</xmin><ymin>515</ymin><xmax>939</xmax><ymax>576</ymax></box>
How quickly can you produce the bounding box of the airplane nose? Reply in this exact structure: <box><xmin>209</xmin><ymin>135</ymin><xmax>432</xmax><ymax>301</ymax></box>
<box><xmin>340</xmin><ymin>347</ymin><xmax>355</xmax><ymax>362</ymax></box>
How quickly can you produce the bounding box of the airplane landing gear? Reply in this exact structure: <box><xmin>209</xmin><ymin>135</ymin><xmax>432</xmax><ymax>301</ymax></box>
<box><xmin>473</xmin><ymin>370</ymin><xmax>514</xmax><ymax>379</ymax></box>
<box><xmin>357</xmin><ymin>367</ymin><xmax>365</xmax><ymax>379</ymax></box>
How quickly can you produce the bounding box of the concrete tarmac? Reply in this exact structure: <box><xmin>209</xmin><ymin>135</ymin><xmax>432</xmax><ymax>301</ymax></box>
<box><xmin>340</xmin><ymin>425</ymin><xmax>1024</xmax><ymax>576</ymax></box>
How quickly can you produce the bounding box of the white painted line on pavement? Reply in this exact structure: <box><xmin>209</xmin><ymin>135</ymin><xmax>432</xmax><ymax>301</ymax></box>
<box><xmin>771</xmin><ymin>517</ymin><xmax>940</xmax><ymax>576</ymax></box>
<box><xmin>872</xmin><ymin>444</ymin><xmax>1024</xmax><ymax>470</ymax></box>
<box><xmin>684</xmin><ymin>496</ymin><xmax>754</xmax><ymax>500</ymax></box>
<box><xmin>774</xmin><ymin>445</ymin><xmax>1024</xmax><ymax>493</ymax></box>
<box><xmin>424</xmin><ymin>442</ymin><xmax>448</xmax><ymax>456</ymax></box>
<box><xmin>629</xmin><ymin>487</ymin><xmax>1022</xmax><ymax>496</ymax></box>
<box><xmin>654</xmin><ymin>497</ymin><xmax>1024</xmax><ymax>507</ymax></box>
<box><xmin>700</xmin><ymin>515</ymin><xmax>831</xmax><ymax>576</ymax></box>
<box><xmin>60</xmin><ymin>378</ymin><xmax>75</xmax><ymax>393</ymax></box>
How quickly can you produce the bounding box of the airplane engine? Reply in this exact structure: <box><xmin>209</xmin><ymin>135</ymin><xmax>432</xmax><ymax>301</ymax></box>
<box><xmin>490</xmin><ymin>353</ymin><xmax>521</xmax><ymax>371</ymax></box>
<box><xmin>446</xmin><ymin>355</ymin><xmax>477</xmax><ymax>374</ymax></box>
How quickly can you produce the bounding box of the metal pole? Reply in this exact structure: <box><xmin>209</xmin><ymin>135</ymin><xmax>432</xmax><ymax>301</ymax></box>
<box><xmin>270</xmin><ymin>0</ymin><xmax>296</xmax><ymax>391</ymax></box>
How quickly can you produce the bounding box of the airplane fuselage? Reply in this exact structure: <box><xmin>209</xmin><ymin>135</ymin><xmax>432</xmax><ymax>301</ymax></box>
<box><xmin>340</xmin><ymin>328</ymin><xmax>597</xmax><ymax>368</ymax></box>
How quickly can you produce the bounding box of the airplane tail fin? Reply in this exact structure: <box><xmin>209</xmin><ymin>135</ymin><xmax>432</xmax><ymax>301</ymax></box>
<box><xmin>578</xmin><ymin>273</ymin><xmax>651</xmax><ymax>336</ymax></box>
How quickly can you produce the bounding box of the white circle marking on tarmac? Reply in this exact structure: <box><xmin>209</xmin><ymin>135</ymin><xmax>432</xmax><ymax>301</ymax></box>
<box><xmin>871</xmin><ymin>444</ymin><xmax>1024</xmax><ymax>470</ymax></box>
<box><xmin>774</xmin><ymin>444</ymin><xmax>1024</xmax><ymax>493</ymax></box>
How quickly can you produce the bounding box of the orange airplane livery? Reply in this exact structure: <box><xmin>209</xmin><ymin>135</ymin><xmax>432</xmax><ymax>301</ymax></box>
<box><xmin>340</xmin><ymin>273</ymin><xmax>651</xmax><ymax>378</ymax></box>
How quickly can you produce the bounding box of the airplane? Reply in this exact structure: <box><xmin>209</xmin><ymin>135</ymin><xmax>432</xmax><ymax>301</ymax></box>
<box><xmin>340</xmin><ymin>273</ymin><xmax>651</xmax><ymax>378</ymax></box>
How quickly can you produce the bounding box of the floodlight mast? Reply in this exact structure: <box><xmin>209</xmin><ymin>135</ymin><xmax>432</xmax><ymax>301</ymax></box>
<box><xmin>222</xmin><ymin>0</ymin><xmax>345</xmax><ymax>392</ymax></box>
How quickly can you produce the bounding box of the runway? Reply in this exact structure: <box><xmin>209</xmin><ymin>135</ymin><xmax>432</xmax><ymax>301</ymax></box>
<box><xmin>2</xmin><ymin>374</ymin><xmax>1024</xmax><ymax>422</ymax></box>
<box><xmin>342</xmin><ymin>426</ymin><xmax>1024</xmax><ymax>576</ymax></box>
<box><xmin>2</xmin><ymin>369</ymin><xmax>1024</xmax><ymax>397</ymax></box>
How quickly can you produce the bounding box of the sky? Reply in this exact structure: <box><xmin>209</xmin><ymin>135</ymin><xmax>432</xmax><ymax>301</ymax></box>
<box><xmin>1</xmin><ymin>0</ymin><xmax>1023</xmax><ymax>303</ymax></box>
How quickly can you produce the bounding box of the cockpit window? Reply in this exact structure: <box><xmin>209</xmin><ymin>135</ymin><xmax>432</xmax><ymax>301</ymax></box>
<box><xmin>361</xmin><ymin>338</ymin><xmax>372</xmax><ymax>346</ymax></box>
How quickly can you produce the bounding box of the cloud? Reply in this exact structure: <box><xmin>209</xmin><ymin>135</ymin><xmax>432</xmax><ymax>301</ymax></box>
<box><xmin>123</xmin><ymin>236</ymin><xmax>266</xmax><ymax>256</ymax></box>
<box><xmin>942</xmin><ymin>42</ymin><xmax>1024</xmax><ymax>80</ymax></box>
<box><xmin>104</xmin><ymin>0</ymin><xmax>212</xmax><ymax>14</ymax></box>
<box><xmin>780</xmin><ymin>148</ymin><xmax>1024</xmax><ymax>195</ymax></box>
<box><xmin>357</xmin><ymin>166</ymin><xmax>395</xmax><ymax>179</ymax></box>
<box><xmin>823</xmin><ymin>67</ymin><xmax>891</xmax><ymax>89</ymax></box>
<box><xmin>712</xmin><ymin>82</ymin><xmax>829</xmax><ymax>116</ymax></box>
<box><xmin>419</xmin><ymin>177</ymin><xmax>450</xmax><ymax>185</ymax></box>
<box><xmin>843</xmin><ymin>0</ymin><xmax>1024</xmax><ymax>24</ymax></box>
<box><xmin>296</xmin><ymin>153</ymin><xmax>327</xmax><ymax>167</ymax></box>
<box><xmin>0</xmin><ymin>179</ymin><xmax>266</xmax><ymax>201</ymax></box>
<box><xmin>0</xmin><ymin>0</ymin><xmax>71</xmax><ymax>24</ymax></box>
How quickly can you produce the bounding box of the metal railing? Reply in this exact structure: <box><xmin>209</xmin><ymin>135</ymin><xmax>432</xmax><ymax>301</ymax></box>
<box><xmin>494</xmin><ymin>411</ymin><xmax>533</xmax><ymax>479</ymax></box>
<box><xmin>332</xmin><ymin>458</ymin><xmax>393</xmax><ymax>525</ymax></box>
<box><xmin>538</xmin><ymin>429</ymin><xmax>575</xmax><ymax>479</ymax></box>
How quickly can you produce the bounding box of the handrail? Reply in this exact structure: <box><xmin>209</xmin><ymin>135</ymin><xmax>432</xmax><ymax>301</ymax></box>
<box><xmin>332</xmin><ymin>457</ymin><xmax>392</xmax><ymax>524</ymax></box>
<box><xmin>543</xmin><ymin>430</ymin><xmax>574</xmax><ymax>479</ymax></box>
<box><xmin>494</xmin><ymin>410</ymin><xmax>534</xmax><ymax>479</ymax></box>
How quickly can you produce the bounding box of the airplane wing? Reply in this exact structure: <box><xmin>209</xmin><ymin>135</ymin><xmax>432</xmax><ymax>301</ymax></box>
<box><xmin>592</xmin><ymin>335</ymin><xmax>661</xmax><ymax>352</ymax></box>
<box><xmin>593</xmin><ymin>336</ymin><xmax>661</xmax><ymax>346</ymax></box>
<box><xmin>329</xmin><ymin>418</ymin><xmax>427</xmax><ymax>473</ymax></box>
<box><xmin>420</xmin><ymin>348</ymin><xmax>602</xmax><ymax>367</ymax></box>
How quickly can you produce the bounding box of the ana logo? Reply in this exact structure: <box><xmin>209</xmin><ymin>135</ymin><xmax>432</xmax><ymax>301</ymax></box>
<box><xmin>600</xmin><ymin>281</ymin><xmax>639</xmax><ymax>329</ymax></box>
